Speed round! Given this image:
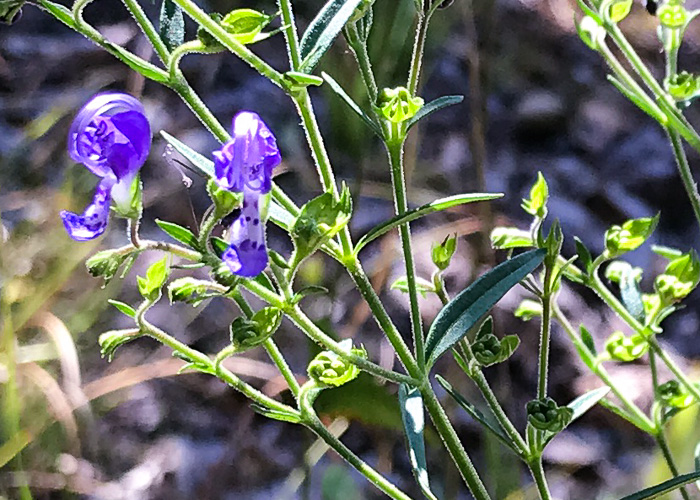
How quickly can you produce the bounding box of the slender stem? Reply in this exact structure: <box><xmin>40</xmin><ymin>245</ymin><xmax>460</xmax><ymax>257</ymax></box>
<box><xmin>172</xmin><ymin>0</ymin><xmax>288</xmax><ymax>90</ymax></box>
<box><xmin>120</xmin><ymin>0</ymin><xmax>170</xmax><ymax>63</ymax></box>
<box><xmin>168</xmin><ymin>40</ymin><xmax>220</xmax><ymax>80</ymax></box>
<box><xmin>276</xmin><ymin>0</ymin><xmax>301</xmax><ymax>70</ymax></box>
<box><xmin>230</xmin><ymin>288</ymin><xmax>300</xmax><ymax>397</ymax></box>
<box><xmin>344</xmin><ymin>25</ymin><xmax>378</xmax><ymax>102</ymax></box>
<box><xmin>299</xmin><ymin>387</ymin><xmax>412</xmax><ymax>500</ymax></box>
<box><xmin>407</xmin><ymin>13</ymin><xmax>430</xmax><ymax>96</ymax></box>
<box><xmin>527</xmin><ymin>459</ymin><xmax>552</xmax><ymax>500</ymax></box>
<box><xmin>197</xmin><ymin>207</ymin><xmax>219</xmax><ymax>250</ymax></box>
<box><xmin>345</xmin><ymin>257</ymin><xmax>421</xmax><ymax>378</ymax></box>
<box><xmin>666</xmin><ymin>127</ymin><xmax>700</xmax><ymax>231</ymax></box>
<box><xmin>432</xmin><ymin>271</ymin><xmax>450</xmax><ymax>306</ymax></box>
<box><xmin>111</xmin><ymin>239</ymin><xmax>202</xmax><ymax>261</ymax></box>
<box><xmin>387</xmin><ymin>142</ymin><xmax>426</xmax><ymax>371</ymax></box>
<box><xmin>128</xmin><ymin>217</ymin><xmax>141</xmax><ymax>248</ymax></box>
<box><xmin>471</xmin><ymin>370</ymin><xmax>529</xmax><ymax>456</ymax></box>
<box><xmin>421</xmin><ymin>385</ymin><xmax>492</xmax><ymax>500</ymax></box>
<box><xmin>553</xmin><ymin>304</ymin><xmax>656</xmax><ymax>433</ymax></box>
<box><xmin>589</xmin><ymin>271</ymin><xmax>700</xmax><ymax>402</ymax></box>
<box><xmin>537</xmin><ymin>265</ymin><xmax>553</xmax><ymax>400</ymax></box>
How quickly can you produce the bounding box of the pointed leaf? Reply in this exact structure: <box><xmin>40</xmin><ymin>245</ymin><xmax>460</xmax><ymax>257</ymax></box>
<box><xmin>156</xmin><ymin>219</ymin><xmax>199</xmax><ymax>249</ymax></box>
<box><xmin>619</xmin><ymin>471</ymin><xmax>700</xmax><ymax>500</ymax></box>
<box><xmin>543</xmin><ymin>387</ymin><xmax>610</xmax><ymax>445</ymax></box>
<box><xmin>620</xmin><ymin>265</ymin><xmax>645</xmax><ymax>323</ymax></box>
<box><xmin>268</xmin><ymin>201</ymin><xmax>295</xmax><ymax>231</ymax></box>
<box><xmin>108</xmin><ymin>299</ymin><xmax>136</xmax><ymax>318</ymax></box>
<box><xmin>322</xmin><ymin>72</ymin><xmax>382</xmax><ymax>137</ymax></box>
<box><xmin>436</xmin><ymin>375</ymin><xmax>517</xmax><ymax>452</ymax></box>
<box><xmin>398</xmin><ymin>384</ymin><xmax>438</xmax><ymax>500</ymax></box>
<box><xmin>405</xmin><ymin>95</ymin><xmax>464</xmax><ymax>130</ymax></box>
<box><xmin>159</xmin><ymin>0</ymin><xmax>184</xmax><ymax>51</ymax></box>
<box><xmin>425</xmin><ymin>249</ymin><xmax>546</xmax><ymax>367</ymax></box>
<box><xmin>299</xmin><ymin>0</ymin><xmax>364</xmax><ymax>72</ymax></box>
<box><xmin>355</xmin><ymin>193</ymin><xmax>503</xmax><ymax>254</ymax></box>
<box><xmin>250</xmin><ymin>403</ymin><xmax>301</xmax><ymax>423</ymax></box>
<box><xmin>160</xmin><ymin>130</ymin><xmax>215</xmax><ymax>178</ymax></box>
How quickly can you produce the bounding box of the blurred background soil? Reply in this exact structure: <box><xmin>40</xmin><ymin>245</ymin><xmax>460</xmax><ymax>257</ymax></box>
<box><xmin>3</xmin><ymin>0</ymin><xmax>700</xmax><ymax>498</ymax></box>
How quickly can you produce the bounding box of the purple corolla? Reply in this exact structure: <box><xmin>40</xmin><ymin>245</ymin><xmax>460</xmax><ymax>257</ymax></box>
<box><xmin>213</xmin><ymin>112</ymin><xmax>280</xmax><ymax>277</ymax></box>
<box><xmin>61</xmin><ymin>92</ymin><xmax>151</xmax><ymax>241</ymax></box>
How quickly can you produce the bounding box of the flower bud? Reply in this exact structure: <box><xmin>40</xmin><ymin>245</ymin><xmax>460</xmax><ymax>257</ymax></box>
<box><xmin>665</xmin><ymin>71</ymin><xmax>700</xmax><ymax>101</ymax></box>
<box><xmin>526</xmin><ymin>397</ymin><xmax>573</xmax><ymax>433</ymax></box>
<box><xmin>99</xmin><ymin>328</ymin><xmax>141</xmax><ymax>361</ymax></box>
<box><xmin>221</xmin><ymin>8</ymin><xmax>273</xmax><ymax>45</ymax></box>
<box><xmin>86</xmin><ymin>249</ymin><xmax>128</xmax><ymax>284</ymax></box>
<box><xmin>230</xmin><ymin>307</ymin><xmax>282</xmax><ymax>352</ymax></box>
<box><xmin>307</xmin><ymin>340</ymin><xmax>366</xmax><ymax>388</ymax></box>
<box><xmin>604</xmin><ymin>331</ymin><xmax>648</xmax><ymax>361</ymax></box>
<box><xmin>657</xmin><ymin>380</ymin><xmax>695</xmax><ymax>409</ymax></box>
<box><xmin>658</xmin><ymin>3</ymin><xmax>687</xmax><ymax>28</ymax></box>
<box><xmin>377</xmin><ymin>87</ymin><xmax>424</xmax><ymax>124</ymax></box>
<box><xmin>576</xmin><ymin>15</ymin><xmax>606</xmax><ymax>51</ymax></box>
<box><xmin>431</xmin><ymin>234</ymin><xmax>457</xmax><ymax>271</ymax></box>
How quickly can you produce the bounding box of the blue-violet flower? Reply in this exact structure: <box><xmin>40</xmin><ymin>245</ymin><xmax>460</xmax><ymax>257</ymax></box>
<box><xmin>61</xmin><ymin>92</ymin><xmax>151</xmax><ymax>241</ymax></box>
<box><xmin>213</xmin><ymin>111</ymin><xmax>280</xmax><ymax>277</ymax></box>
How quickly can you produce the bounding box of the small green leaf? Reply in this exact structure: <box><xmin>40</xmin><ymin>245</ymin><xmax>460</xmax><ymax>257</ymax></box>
<box><xmin>156</xmin><ymin>219</ymin><xmax>199</xmax><ymax>249</ymax></box>
<box><xmin>574</xmin><ymin>236</ymin><xmax>593</xmax><ymax>275</ymax></box>
<box><xmin>605</xmin><ymin>214</ymin><xmax>659</xmax><ymax>257</ymax></box>
<box><xmin>291</xmin><ymin>285</ymin><xmax>329</xmax><ymax>304</ymax></box>
<box><xmin>355</xmin><ymin>193</ymin><xmax>502</xmax><ymax>254</ymax></box>
<box><xmin>168</xmin><ymin>277</ymin><xmax>218</xmax><ymax>306</ymax></box>
<box><xmin>107</xmin><ymin>43</ymin><xmax>170</xmax><ymax>83</ymax></box>
<box><xmin>322</xmin><ymin>72</ymin><xmax>382</xmax><ymax>137</ymax></box>
<box><xmin>160</xmin><ymin>131</ymin><xmax>215</xmax><ymax>178</ymax></box>
<box><xmin>521</xmin><ymin>172</ymin><xmax>548</xmax><ymax>218</ymax></box>
<box><xmin>425</xmin><ymin>249</ymin><xmax>545</xmax><ymax>367</ymax></box>
<box><xmin>210</xmin><ymin>236</ymin><xmax>229</xmax><ymax>257</ymax></box>
<box><xmin>652</xmin><ymin>245</ymin><xmax>683</xmax><ymax>260</ymax></box>
<box><xmin>391</xmin><ymin>276</ymin><xmax>435</xmax><ymax>298</ymax></box>
<box><xmin>159</xmin><ymin>0</ymin><xmax>184</xmax><ymax>51</ymax></box>
<box><xmin>299</xmin><ymin>0</ymin><xmax>364</xmax><ymax>72</ymax></box>
<box><xmin>137</xmin><ymin>257</ymin><xmax>169</xmax><ymax>300</ymax></box>
<box><xmin>580</xmin><ymin>325</ymin><xmax>597</xmax><ymax>357</ymax></box>
<box><xmin>86</xmin><ymin>249</ymin><xmax>129</xmax><ymax>285</ymax></box>
<box><xmin>268</xmin><ymin>201</ymin><xmax>296</xmax><ymax>231</ymax></box>
<box><xmin>490</xmin><ymin>227</ymin><xmax>533</xmax><ymax>250</ymax></box>
<box><xmin>576</xmin><ymin>15</ymin><xmax>605</xmax><ymax>51</ymax></box>
<box><xmin>99</xmin><ymin>329</ymin><xmax>142</xmax><ymax>361</ymax></box>
<box><xmin>605</xmin><ymin>0</ymin><xmax>633</xmax><ymax>23</ymax></box>
<box><xmin>398</xmin><ymin>384</ymin><xmax>438</xmax><ymax>500</ymax></box>
<box><xmin>514</xmin><ymin>299</ymin><xmax>542</xmax><ymax>321</ymax></box>
<box><xmin>108</xmin><ymin>299</ymin><xmax>136</xmax><ymax>318</ymax></box>
<box><xmin>542</xmin><ymin>387</ymin><xmax>610</xmax><ymax>445</ymax></box>
<box><xmin>405</xmin><ymin>95</ymin><xmax>464</xmax><ymax>131</ymax></box>
<box><xmin>619</xmin><ymin>263</ymin><xmax>645</xmax><ymax>323</ymax></box>
<box><xmin>220</xmin><ymin>8</ymin><xmax>273</xmax><ymax>45</ymax></box>
<box><xmin>431</xmin><ymin>234</ymin><xmax>457</xmax><ymax>271</ymax></box>
<box><xmin>250</xmin><ymin>403</ymin><xmax>301</xmax><ymax>423</ymax></box>
<box><xmin>618</xmin><ymin>471</ymin><xmax>700</xmax><ymax>500</ymax></box>
<box><xmin>284</xmin><ymin>70</ymin><xmax>325</xmax><ymax>92</ymax></box>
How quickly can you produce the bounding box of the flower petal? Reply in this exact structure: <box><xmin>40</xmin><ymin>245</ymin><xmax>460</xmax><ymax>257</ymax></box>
<box><xmin>60</xmin><ymin>176</ymin><xmax>115</xmax><ymax>241</ymax></box>
<box><xmin>222</xmin><ymin>192</ymin><xmax>268</xmax><ymax>277</ymax></box>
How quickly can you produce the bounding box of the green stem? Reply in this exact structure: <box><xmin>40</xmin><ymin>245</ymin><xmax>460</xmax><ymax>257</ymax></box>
<box><xmin>537</xmin><ymin>265</ymin><xmax>553</xmax><ymax>400</ymax></box>
<box><xmin>527</xmin><ymin>458</ymin><xmax>552</xmax><ymax>500</ymax></box>
<box><xmin>387</xmin><ymin>142</ymin><xmax>426</xmax><ymax>371</ymax></box>
<box><xmin>589</xmin><ymin>271</ymin><xmax>700</xmax><ymax>402</ymax></box>
<box><xmin>230</xmin><ymin>288</ymin><xmax>300</xmax><ymax>397</ymax></box>
<box><xmin>407</xmin><ymin>12</ymin><xmax>430</xmax><ymax>96</ymax></box>
<box><xmin>111</xmin><ymin>239</ymin><xmax>203</xmax><ymax>261</ymax></box>
<box><xmin>421</xmin><ymin>384</ymin><xmax>492</xmax><ymax>500</ymax></box>
<box><xmin>197</xmin><ymin>207</ymin><xmax>219</xmax><ymax>250</ymax></box>
<box><xmin>666</xmin><ymin>127</ymin><xmax>700</xmax><ymax>232</ymax></box>
<box><xmin>344</xmin><ymin>24</ymin><xmax>378</xmax><ymax>102</ymax></box>
<box><xmin>432</xmin><ymin>271</ymin><xmax>450</xmax><ymax>306</ymax></box>
<box><xmin>552</xmin><ymin>304</ymin><xmax>656</xmax><ymax>433</ymax></box>
<box><xmin>168</xmin><ymin>40</ymin><xmax>221</xmax><ymax>80</ymax></box>
<box><xmin>172</xmin><ymin>0</ymin><xmax>288</xmax><ymax>90</ymax></box>
<box><xmin>276</xmin><ymin>0</ymin><xmax>301</xmax><ymax>70</ymax></box>
<box><xmin>120</xmin><ymin>0</ymin><xmax>171</xmax><ymax>63</ymax></box>
<box><xmin>298</xmin><ymin>385</ymin><xmax>413</xmax><ymax>500</ymax></box>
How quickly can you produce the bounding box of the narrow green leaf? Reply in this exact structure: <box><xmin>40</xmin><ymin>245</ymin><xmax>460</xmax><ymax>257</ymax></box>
<box><xmin>355</xmin><ymin>193</ymin><xmax>503</xmax><ymax>254</ymax></box>
<box><xmin>491</xmin><ymin>227</ymin><xmax>533</xmax><ymax>250</ymax></box>
<box><xmin>210</xmin><ymin>236</ymin><xmax>228</xmax><ymax>257</ymax></box>
<box><xmin>160</xmin><ymin>130</ymin><xmax>215</xmax><ymax>178</ymax></box>
<box><xmin>580</xmin><ymin>325</ymin><xmax>597</xmax><ymax>356</ymax></box>
<box><xmin>542</xmin><ymin>387</ymin><xmax>610</xmax><ymax>446</ymax></box>
<box><xmin>107</xmin><ymin>43</ymin><xmax>170</xmax><ymax>84</ymax></box>
<box><xmin>398</xmin><ymin>384</ymin><xmax>438</xmax><ymax>500</ymax></box>
<box><xmin>574</xmin><ymin>236</ymin><xmax>593</xmax><ymax>275</ymax></box>
<box><xmin>38</xmin><ymin>0</ymin><xmax>75</xmax><ymax>27</ymax></box>
<box><xmin>391</xmin><ymin>276</ymin><xmax>435</xmax><ymax>297</ymax></box>
<box><xmin>159</xmin><ymin>0</ymin><xmax>184</xmax><ymax>51</ymax></box>
<box><xmin>322</xmin><ymin>72</ymin><xmax>382</xmax><ymax>137</ymax></box>
<box><xmin>405</xmin><ymin>95</ymin><xmax>464</xmax><ymax>130</ymax></box>
<box><xmin>108</xmin><ymin>299</ymin><xmax>136</xmax><ymax>318</ymax></box>
<box><xmin>250</xmin><ymin>403</ymin><xmax>301</xmax><ymax>423</ymax></box>
<box><xmin>156</xmin><ymin>219</ymin><xmax>199</xmax><ymax>249</ymax></box>
<box><xmin>436</xmin><ymin>375</ymin><xmax>517</xmax><ymax>452</ymax></box>
<box><xmin>607</xmin><ymin>75</ymin><xmax>666</xmax><ymax>123</ymax></box>
<box><xmin>299</xmin><ymin>0</ymin><xmax>364</xmax><ymax>72</ymax></box>
<box><xmin>268</xmin><ymin>201</ymin><xmax>295</xmax><ymax>231</ymax></box>
<box><xmin>619</xmin><ymin>471</ymin><xmax>700</xmax><ymax>500</ymax></box>
<box><xmin>425</xmin><ymin>249</ymin><xmax>546</xmax><ymax>367</ymax></box>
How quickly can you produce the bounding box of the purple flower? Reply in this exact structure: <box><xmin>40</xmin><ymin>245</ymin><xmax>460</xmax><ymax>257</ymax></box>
<box><xmin>213</xmin><ymin>112</ymin><xmax>281</xmax><ymax>277</ymax></box>
<box><xmin>61</xmin><ymin>92</ymin><xmax>151</xmax><ymax>241</ymax></box>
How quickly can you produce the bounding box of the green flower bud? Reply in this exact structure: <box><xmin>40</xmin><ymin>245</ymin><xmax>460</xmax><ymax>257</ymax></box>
<box><xmin>230</xmin><ymin>307</ymin><xmax>283</xmax><ymax>352</ymax></box>
<box><xmin>431</xmin><ymin>234</ymin><xmax>457</xmax><ymax>271</ymax></box>
<box><xmin>604</xmin><ymin>215</ymin><xmax>659</xmax><ymax>257</ymax></box>
<box><xmin>604</xmin><ymin>331</ymin><xmax>648</xmax><ymax>362</ymax></box>
<box><xmin>657</xmin><ymin>380</ymin><xmax>695</xmax><ymax>409</ymax></box>
<box><xmin>658</xmin><ymin>3</ymin><xmax>687</xmax><ymax>28</ymax></box>
<box><xmin>601</xmin><ymin>0</ymin><xmax>633</xmax><ymax>23</ymax></box>
<box><xmin>221</xmin><ymin>8</ymin><xmax>273</xmax><ymax>45</ymax></box>
<box><xmin>99</xmin><ymin>328</ymin><xmax>142</xmax><ymax>361</ymax></box>
<box><xmin>377</xmin><ymin>87</ymin><xmax>424</xmax><ymax>123</ymax></box>
<box><xmin>665</xmin><ymin>72</ymin><xmax>700</xmax><ymax>101</ymax></box>
<box><xmin>472</xmin><ymin>334</ymin><xmax>520</xmax><ymax>367</ymax></box>
<box><xmin>86</xmin><ymin>249</ymin><xmax>129</xmax><ymax>284</ymax></box>
<box><xmin>576</xmin><ymin>15</ymin><xmax>606</xmax><ymax>51</ymax></box>
<box><xmin>526</xmin><ymin>397</ymin><xmax>573</xmax><ymax>433</ymax></box>
<box><xmin>307</xmin><ymin>340</ymin><xmax>366</xmax><ymax>388</ymax></box>
<box><xmin>521</xmin><ymin>172</ymin><xmax>549</xmax><ymax>219</ymax></box>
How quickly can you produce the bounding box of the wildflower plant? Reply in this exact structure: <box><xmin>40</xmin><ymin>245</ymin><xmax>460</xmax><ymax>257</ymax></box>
<box><xmin>7</xmin><ymin>0</ymin><xmax>700</xmax><ymax>497</ymax></box>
